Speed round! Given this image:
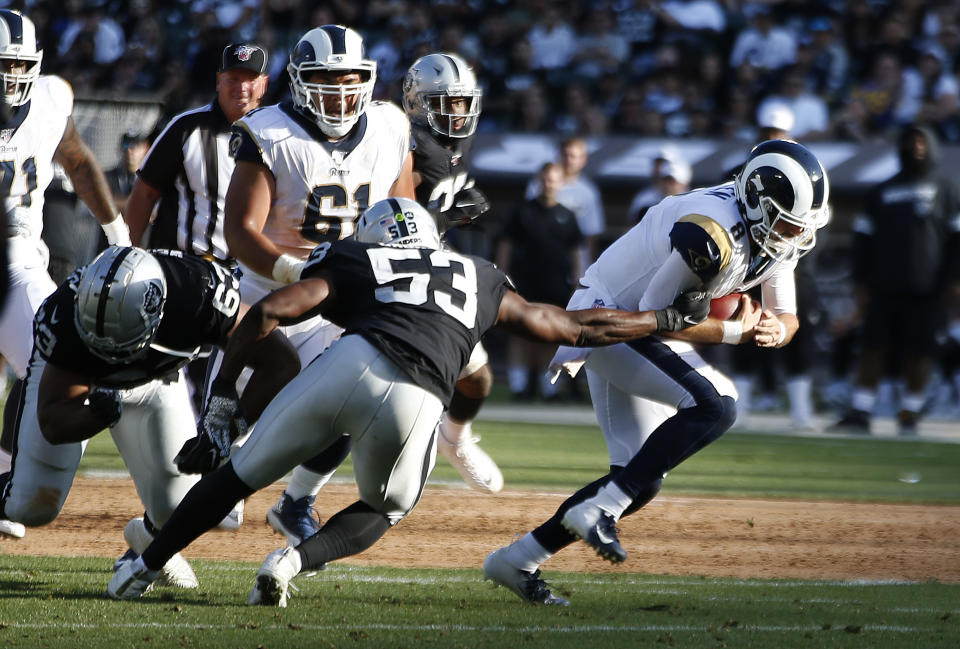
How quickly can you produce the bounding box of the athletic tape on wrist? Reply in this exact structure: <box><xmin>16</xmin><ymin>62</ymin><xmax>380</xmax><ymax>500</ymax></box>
<box><xmin>102</xmin><ymin>214</ymin><xmax>131</xmax><ymax>246</ymax></box>
<box><xmin>272</xmin><ymin>254</ymin><xmax>305</xmax><ymax>284</ymax></box>
<box><xmin>721</xmin><ymin>320</ymin><xmax>743</xmax><ymax>345</ymax></box>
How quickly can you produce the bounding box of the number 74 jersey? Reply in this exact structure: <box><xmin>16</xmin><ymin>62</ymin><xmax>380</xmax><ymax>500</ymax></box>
<box><xmin>3</xmin><ymin>76</ymin><xmax>72</xmax><ymax>241</ymax></box>
<box><xmin>231</xmin><ymin>101</ymin><xmax>411</xmax><ymax>259</ymax></box>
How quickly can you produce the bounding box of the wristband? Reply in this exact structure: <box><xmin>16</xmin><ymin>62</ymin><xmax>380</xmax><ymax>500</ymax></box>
<box><xmin>271</xmin><ymin>254</ymin><xmax>305</xmax><ymax>284</ymax></box>
<box><xmin>102</xmin><ymin>214</ymin><xmax>131</xmax><ymax>246</ymax></box>
<box><xmin>775</xmin><ymin>320</ymin><xmax>787</xmax><ymax>346</ymax></box>
<box><xmin>721</xmin><ymin>320</ymin><xmax>743</xmax><ymax>345</ymax></box>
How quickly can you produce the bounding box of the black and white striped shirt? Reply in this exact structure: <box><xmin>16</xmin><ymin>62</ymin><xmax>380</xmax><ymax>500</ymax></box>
<box><xmin>138</xmin><ymin>98</ymin><xmax>237</xmax><ymax>262</ymax></box>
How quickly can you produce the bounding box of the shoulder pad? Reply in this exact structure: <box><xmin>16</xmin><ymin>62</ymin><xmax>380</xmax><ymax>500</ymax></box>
<box><xmin>229</xmin><ymin>122</ymin><xmax>264</xmax><ymax>166</ymax></box>
<box><xmin>669</xmin><ymin>214</ymin><xmax>733</xmax><ymax>282</ymax></box>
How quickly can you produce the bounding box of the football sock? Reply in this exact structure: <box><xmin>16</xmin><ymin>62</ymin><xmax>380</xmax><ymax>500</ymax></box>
<box><xmin>296</xmin><ymin>500</ymin><xmax>390</xmax><ymax>570</ymax></box>
<box><xmin>505</xmin><ymin>532</ymin><xmax>554</xmax><ymax>573</ymax></box>
<box><xmin>142</xmin><ymin>462</ymin><xmax>254</xmax><ymax>571</ymax></box>
<box><xmin>614</xmin><ymin>396</ymin><xmax>736</xmax><ymax>499</ymax></box>
<box><xmin>285</xmin><ymin>466</ymin><xmax>334</xmax><ymax>500</ymax></box>
<box><xmin>439</xmin><ymin>416</ymin><xmax>469</xmax><ymax>446</ymax></box>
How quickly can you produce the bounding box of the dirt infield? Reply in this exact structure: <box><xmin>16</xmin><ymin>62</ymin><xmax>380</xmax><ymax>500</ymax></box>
<box><xmin>4</xmin><ymin>476</ymin><xmax>959</xmax><ymax>584</ymax></box>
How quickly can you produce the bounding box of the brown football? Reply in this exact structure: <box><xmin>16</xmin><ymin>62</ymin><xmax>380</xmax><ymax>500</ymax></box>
<box><xmin>709</xmin><ymin>292</ymin><xmax>743</xmax><ymax>320</ymax></box>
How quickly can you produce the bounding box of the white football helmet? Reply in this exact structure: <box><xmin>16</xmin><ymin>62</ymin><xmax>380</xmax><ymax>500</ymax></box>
<box><xmin>287</xmin><ymin>25</ymin><xmax>376</xmax><ymax>138</ymax></box>
<box><xmin>355</xmin><ymin>198</ymin><xmax>441</xmax><ymax>250</ymax></box>
<box><xmin>734</xmin><ymin>139</ymin><xmax>830</xmax><ymax>262</ymax></box>
<box><xmin>403</xmin><ymin>52</ymin><xmax>482</xmax><ymax>138</ymax></box>
<box><xmin>0</xmin><ymin>10</ymin><xmax>41</xmax><ymax>107</ymax></box>
<box><xmin>74</xmin><ymin>247</ymin><xmax>167</xmax><ymax>363</ymax></box>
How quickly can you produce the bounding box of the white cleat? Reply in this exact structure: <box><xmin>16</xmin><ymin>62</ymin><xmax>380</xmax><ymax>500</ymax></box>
<box><xmin>0</xmin><ymin>518</ymin><xmax>25</xmax><ymax>539</ymax></box>
<box><xmin>248</xmin><ymin>547</ymin><xmax>302</xmax><ymax>607</ymax></box>
<box><xmin>483</xmin><ymin>547</ymin><xmax>569</xmax><ymax>605</ymax></box>
<box><xmin>218</xmin><ymin>499</ymin><xmax>244</xmax><ymax>530</ymax></box>
<box><xmin>123</xmin><ymin>517</ymin><xmax>199</xmax><ymax>588</ymax></box>
<box><xmin>438</xmin><ymin>435</ymin><xmax>503</xmax><ymax>494</ymax></box>
<box><xmin>107</xmin><ymin>556</ymin><xmax>159</xmax><ymax>600</ymax></box>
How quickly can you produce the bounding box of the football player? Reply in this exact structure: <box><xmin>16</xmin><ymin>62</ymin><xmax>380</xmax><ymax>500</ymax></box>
<box><xmin>0</xmin><ymin>9</ymin><xmax>132</xmax><ymax>539</ymax></box>
<box><xmin>0</xmin><ymin>246</ymin><xmax>298</xmax><ymax>588</ymax></box>
<box><xmin>484</xmin><ymin>140</ymin><xmax>831</xmax><ymax>605</ymax></box>
<box><xmin>402</xmin><ymin>52</ymin><xmax>502</xmax><ymax>494</ymax></box>
<box><xmin>221</xmin><ymin>25</ymin><xmax>415</xmax><ymax>545</ymax></box>
<box><xmin>106</xmin><ymin>197</ymin><xmax>711</xmax><ymax>604</ymax></box>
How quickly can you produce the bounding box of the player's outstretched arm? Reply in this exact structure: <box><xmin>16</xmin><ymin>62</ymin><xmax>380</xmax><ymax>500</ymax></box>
<box><xmin>495</xmin><ymin>290</ymin><xmax>709</xmax><ymax>347</ymax></box>
<box><xmin>54</xmin><ymin>117</ymin><xmax>128</xmax><ymax>242</ymax></box>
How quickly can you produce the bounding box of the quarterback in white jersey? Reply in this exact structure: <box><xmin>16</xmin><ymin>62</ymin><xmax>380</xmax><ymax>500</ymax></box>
<box><xmin>221</xmin><ymin>25</ymin><xmax>414</xmax><ymax>546</ymax></box>
<box><xmin>0</xmin><ymin>9</ymin><xmax>129</xmax><ymax>540</ymax></box>
<box><xmin>484</xmin><ymin>140</ymin><xmax>831</xmax><ymax>605</ymax></box>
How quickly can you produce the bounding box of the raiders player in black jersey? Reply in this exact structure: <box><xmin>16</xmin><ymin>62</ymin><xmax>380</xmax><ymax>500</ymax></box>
<box><xmin>0</xmin><ymin>246</ymin><xmax>297</xmax><ymax>588</ymax></box>
<box><xmin>402</xmin><ymin>52</ymin><xmax>503</xmax><ymax>494</ymax></box>
<box><xmin>107</xmin><ymin>197</ymin><xmax>710</xmax><ymax>604</ymax></box>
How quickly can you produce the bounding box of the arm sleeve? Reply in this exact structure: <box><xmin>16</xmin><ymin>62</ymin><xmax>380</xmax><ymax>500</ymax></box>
<box><xmin>636</xmin><ymin>249</ymin><xmax>702</xmax><ymax>311</ymax></box>
<box><xmin>760</xmin><ymin>261</ymin><xmax>798</xmax><ymax>315</ymax></box>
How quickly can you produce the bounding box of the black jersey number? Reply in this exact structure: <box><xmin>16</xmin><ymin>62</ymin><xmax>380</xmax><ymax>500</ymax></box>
<box><xmin>0</xmin><ymin>156</ymin><xmax>38</xmax><ymax>207</ymax></box>
<box><xmin>301</xmin><ymin>183</ymin><xmax>371</xmax><ymax>244</ymax></box>
<box><xmin>366</xmin><ymin>247</ymin><xmax>478</xmax><ymax>328</ymax></box>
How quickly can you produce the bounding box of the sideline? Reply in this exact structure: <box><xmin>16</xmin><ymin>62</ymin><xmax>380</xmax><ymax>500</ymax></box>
<box><xmin>477</xmin><ymin>404</ymin><xmax>960</xmax><ymax>444</ymax></box>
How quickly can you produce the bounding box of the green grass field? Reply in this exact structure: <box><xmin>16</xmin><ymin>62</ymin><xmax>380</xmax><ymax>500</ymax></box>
<box><xmin>5</xmin><ymin>417</ymin><xmax>960</xmax><ymax>648</ymax></box>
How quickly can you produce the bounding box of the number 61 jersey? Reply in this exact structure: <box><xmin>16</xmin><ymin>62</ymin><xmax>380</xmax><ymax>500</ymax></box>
<box><xmin>31</xmin><ymin>252</ymin><xmax>239</xmax><ymax>389</ymax></box>
<box><xmin>230</xmin><ymin>101</ymin><xmax>410</xmax><ymax>259</ymax></box>
<box><xmin>302</xmin><ymin>239</ymin><xmax>510</xmax><ymax>405</ymax></box>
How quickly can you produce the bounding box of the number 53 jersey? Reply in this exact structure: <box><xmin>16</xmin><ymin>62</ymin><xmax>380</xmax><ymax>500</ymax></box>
<box><xmin>231</xmin><ymin>101</ymin><xmax>411</xmax><ymax>260</ymax></box>
<box><xmin>302</xmin><ymin>239</ymin><xmax>510</xmax><ymax>405</ymax></box>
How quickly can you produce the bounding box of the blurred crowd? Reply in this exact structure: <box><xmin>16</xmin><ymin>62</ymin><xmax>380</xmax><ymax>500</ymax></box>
<box><xmin>6</xmin><ymin>0</ymin><xmax>960</xmax><ymax>143</ymax></box>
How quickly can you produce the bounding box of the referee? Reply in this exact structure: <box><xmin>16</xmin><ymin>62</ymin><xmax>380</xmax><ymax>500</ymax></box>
<box><xmin>125</xmin><ymin>43</ymin><xmax>269</xmax><ymax>262</ymax></box>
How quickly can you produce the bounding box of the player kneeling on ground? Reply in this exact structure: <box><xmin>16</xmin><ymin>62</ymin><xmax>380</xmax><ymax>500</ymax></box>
<box><xmin>0</xmin><ymin>246</ymin><xmax>297</xmax><ymax>589</ymax></box>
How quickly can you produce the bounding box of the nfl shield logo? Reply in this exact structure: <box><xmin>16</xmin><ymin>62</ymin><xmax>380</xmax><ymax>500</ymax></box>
<box><xmin>235</xmin><ymin>45</ymin><xmax>254</xmax><ymax>61</ymax></box>
<box><xmin>0</xmin><ymin>129</ymin><xmax>13</xmax><ymax>143</ymax></box>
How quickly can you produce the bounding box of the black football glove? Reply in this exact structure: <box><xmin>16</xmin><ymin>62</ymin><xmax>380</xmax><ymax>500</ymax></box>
<box><xmin>174</xmin><ymin>378</ymin><xmax>247</xmax><ymax>474</ymax></box>
<box><xmin>654</xmin><ymin>290</ymin><xmax>712</xmax><ymax>332</ymax></box>
<box><xmin>88</xmin><ymin>388</ymin><xmax>122</xmax><ymax>428</ymax></box>
<box><xmin>437</xmin><ymin>186</ymin><xmax>490</xmax><ymax>231</ymax></box>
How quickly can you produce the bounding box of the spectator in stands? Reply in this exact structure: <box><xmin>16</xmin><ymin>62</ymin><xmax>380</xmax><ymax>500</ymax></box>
<box><xmin>56</xmin><ymin>0</ymin><xmax>125</xmax><ymax>66</ymax></box>
<box><xmin>571</xmin><ymin>6</ymin><xmax>629</xmax><ymax>82</ymax></box>
<box><xmin>497</xmin><ymin>162</ymin><xmax>582</xmax><ymax>401</ymax></box>
<box><xmin>626</xmin><ymin>149</ymin><xmax>692</xmax><ymax>224</ymax></box>
<box><xmin>848</xmin><ymin>48</ymin><xmax>921</xmax><ymax>136</ymax></box>
<box><xmin>830</xmin><ymin>124</ymin><xmax>960</xmax><ymax>436</ymax></box>
<box><xmin>105</xmin><ymin>131</ymin><xmax>150</xmax><ymax>213</ymax></box>
<box><xmin>509</xmin><ymin>84</ymin><xmax>552</xmax><ymax>133</ymax></box>
<box><xmin>805</xmin><ymin>15</ymin><xmax>851</xmax><ymax>103</ymax></box>
<box><xmin>527</xmin><ymin>5</ymin><xmax>576</xmax><ymax>72</ymax></box>
<box><xmin>756</xmin><ymin>66</ymin><xmax>830</xmax><ymax>140</ymax></box>
<box><xmin>913</xmin><ymin>44</ymin><xmax>960</xmax><ymax>140</ymax></box>
<box><xmin>728</xmin><ymin>4</ymin><xmax>797</xmax><ymax>74</ymax></box>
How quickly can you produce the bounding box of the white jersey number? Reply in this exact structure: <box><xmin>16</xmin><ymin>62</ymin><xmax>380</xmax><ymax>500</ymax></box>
<box><xmin>427</xmin><ymin>172</ymin><xmax>468</xmax><ymax>212</ymax></box>
<box><xmin>366</xmin><ymin>247</ymin><xmax>478</xmax><ymax>328</ymax></box>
